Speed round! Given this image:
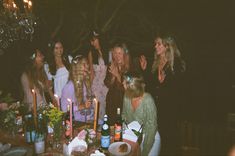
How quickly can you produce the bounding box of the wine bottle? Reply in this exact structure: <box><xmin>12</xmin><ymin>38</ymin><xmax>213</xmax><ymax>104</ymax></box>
<box><xmin>114</xmin><ymin>108</ymin><xmax>122</xmax><ymax>142</ymax></box>
<box><xmin>101</xmin><ymin>114</ymin><xmax>110</xmax><ymax>150</ymax></box>
<box><xmin>24</xmin><ymin>113</ymin><xmax>36</xmax><ymax>144</ymax></box>
<box><xmin>34</xmin><ymin>113</ymin><xmax>45</xmax><ymax>154</ymax></box>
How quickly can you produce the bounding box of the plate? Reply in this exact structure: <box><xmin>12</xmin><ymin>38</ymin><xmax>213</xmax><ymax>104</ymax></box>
<box><xmin>108</xmin><ymin>142</ymin><xmax>131</xmax><ymax>156</ymax></box>
<box><xmin>3</xmin><ymin>147</ymin><xmax>33</xmax><ymax>156</ymax></box>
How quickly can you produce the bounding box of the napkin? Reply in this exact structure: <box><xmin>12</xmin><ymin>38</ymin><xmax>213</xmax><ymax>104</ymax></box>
<box><xmin>90</xmin><ymin>150</ymin><xmax>105</xmax><ymax>156</ymax></box>
<box><xmin>123</xmin><ymin>121</ymin><xmax>142</xmax><ymax>142</ymax></box>
<box><xmin>67</xmin><ymin>137</ymin><xmax>88</xmax><ymax>155</ymax></box>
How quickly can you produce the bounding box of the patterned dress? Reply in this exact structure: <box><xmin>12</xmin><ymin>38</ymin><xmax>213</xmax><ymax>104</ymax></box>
<box><xmin>92</xmin><ymin>57</ymin><xmax>108</xmax><ymax>125</ymax></box>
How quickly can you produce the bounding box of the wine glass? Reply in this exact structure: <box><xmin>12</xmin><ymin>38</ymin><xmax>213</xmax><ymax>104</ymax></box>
<box><xmin>80</xmin><ymin>92</ymin><xmax>95</xmax><ymax>124</ymax></box>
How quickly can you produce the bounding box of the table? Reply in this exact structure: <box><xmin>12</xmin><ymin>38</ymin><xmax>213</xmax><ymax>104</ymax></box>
<box><xmin>0</xmin><ymin>124</ymin><xmax>140</xmax><ymax>156</ymax></box>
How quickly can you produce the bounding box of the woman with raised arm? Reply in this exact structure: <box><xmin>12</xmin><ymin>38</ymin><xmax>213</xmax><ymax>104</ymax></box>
<box><xmin>87</xmin><ymin>31</ymin><xmax>108</xmax><ymax>125</ymax></box>
<box><xmin>104</xmin><ymin>43</ymin><xmax>130</xmax><ymax>125</ymax></box>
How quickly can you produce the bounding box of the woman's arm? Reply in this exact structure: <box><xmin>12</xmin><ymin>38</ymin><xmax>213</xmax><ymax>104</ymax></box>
<box><xmin>88</xmin><ymin>51</ymin><xmax>95</xmax><ymax>82</ymax></box>
<box><xmin>141</xmin><ymin>94</ymin><xmax>158</xmax><ymax>155</ymax></box>
<box><xmin>104</xmin><ymin>64</ymin><xmax>115</xmax><ymax>88</ymax></box>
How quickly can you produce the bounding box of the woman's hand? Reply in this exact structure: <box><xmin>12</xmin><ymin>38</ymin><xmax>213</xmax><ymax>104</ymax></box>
<box><xmin>85</xmin><ymin>99</ymin><xmax>92</xmax><ymax>108</ymax></box>
<box><xmin>78</xmin><ymin>100</ymin><xmax>92</xmax><ymax>110</ymax></box>
<box><xmin>139</xmin><ymin>55</ymin><xmax>147</xmax><ymax>71</ymax></box>
<box><xmin>109</xmin><ymin>63</ymin><xmax>121</xmax><ymax>82</ymax></box>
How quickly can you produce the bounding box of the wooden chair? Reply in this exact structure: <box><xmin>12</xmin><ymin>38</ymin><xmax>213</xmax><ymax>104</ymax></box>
<box><xmin>179</xmin><ymin>121</ymin><xmax>200</xmax><ymax>156</ymax></box>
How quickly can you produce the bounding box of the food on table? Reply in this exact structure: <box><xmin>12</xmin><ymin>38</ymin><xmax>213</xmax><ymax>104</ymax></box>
<box><xmin>118</xmin><ymin>143</ymin><xmax>128</xmax><ymax>153</ymax></box>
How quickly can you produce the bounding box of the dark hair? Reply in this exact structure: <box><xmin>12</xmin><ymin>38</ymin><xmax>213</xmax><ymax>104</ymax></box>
<box><xmin>88</xmin><ymin>31</ymin><xmax>109</xmax><ymax>65</ymax></box>
<box><xmin>47</xmin><ymin>40</ymin><xmax>70</xmax><ymax>75</ymax></box>
<box><xmin>24</xmin><ymin>49</ymin><xmax>48</xmax><ymax>96</ymax></box>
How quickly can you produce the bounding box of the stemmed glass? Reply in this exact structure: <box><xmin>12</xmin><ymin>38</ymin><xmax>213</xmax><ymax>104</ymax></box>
<box><xmin>80</xmin><ymin>92</ymin><xmax>95</xmax><ymax>124</ymax></box>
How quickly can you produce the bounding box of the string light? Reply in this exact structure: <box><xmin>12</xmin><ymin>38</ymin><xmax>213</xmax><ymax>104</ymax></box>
<box><xmin>0</xmin><ymin>0</ymin><xmax>38</xmax><ymax>53</ymax></box>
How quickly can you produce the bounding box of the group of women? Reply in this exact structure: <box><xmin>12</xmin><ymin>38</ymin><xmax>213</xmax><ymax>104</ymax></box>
<box><xmin>21</xmin><ymin>31</ymin><xmax>185</xmax><ymax>156</ymax></box>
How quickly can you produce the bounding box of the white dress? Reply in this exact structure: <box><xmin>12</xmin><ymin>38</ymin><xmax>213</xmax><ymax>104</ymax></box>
<box><xmin>92</xmin><ymin>57</ymin><xmax>108</xmax><ymax>125</ymax></box>
<box><xmin>44</xmin><ymin>55</ymin><xmax>72</xmax><ymax>97</ymax></box>
<box><xmin>53</xmin><ymin>67</ymin><xmax>69</xmax><ymax>97</ymax></box>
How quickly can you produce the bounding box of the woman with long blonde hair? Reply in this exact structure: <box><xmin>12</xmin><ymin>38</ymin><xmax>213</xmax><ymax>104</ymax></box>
<box><xmin>104</xmin><ymin>42</ymin><xmax>130</xmax><ymax>125</ymax></box>
<box><xmin>150</xmin><ymin>34</ymin><xmax>186</xmax><ymax>155</ymax></box>
<box><xmin>152</xmin><ymin>35</ymin><xmax>185</xmax><ymax>83</ymax></box>
<box><xmin>61</xmin><ymin>55</ymin><xmax>93</xmax><ymax>122</ymax></box>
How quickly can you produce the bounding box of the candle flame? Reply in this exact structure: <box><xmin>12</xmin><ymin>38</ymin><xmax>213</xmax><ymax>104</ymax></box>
<box><xmin>32</xmin><ymin>89</ymin><xmax>35</xmax><ymax>93</ymax></box>
<box><xmin>23</xmin><ymin>0</ymin><xmax>28</xmax><ymax>3</ymax></box>
<box><xmin>28</xmin><ymin>1</ymin><xmax>32</xmax><ymax>7</ymax></box>
<box><xmin>67</xmin><ymin>98</ymin><xmax>72</xmax><ymax>103</ymax></box>
<box><xmin>13</xmin><ymin>3</ymin><xmax>17</xmax><ymax>8</ymax></box>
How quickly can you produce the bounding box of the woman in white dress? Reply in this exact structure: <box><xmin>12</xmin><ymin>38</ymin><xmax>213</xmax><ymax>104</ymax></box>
<box><xmin>46</xmin><ymin>40</ymin><xmax>71</xmax><ymax>103</ymax></box>
<box><xmin>88</xmin><ymin>31</ymin><xmax>108</xmax><ymax>125</ymax></box>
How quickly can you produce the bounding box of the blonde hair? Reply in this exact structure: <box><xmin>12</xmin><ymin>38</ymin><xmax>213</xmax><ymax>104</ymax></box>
<box><xmin>70</xmin><ymin>56</ymin><xmax>91</xmax><ymax>104</ymax></box>
<box><xmin>112</xmin><ymin>43</ymin><xmax>130</xmax><ymax>72</ymax></box>
<box><xmin>124</xmin><ymin>72</ymin><xmax>145</xmax><ymax>98</ymax></box>
<box><xmin>152</xmin><ymin>36</ymin><xmax>184</xmax><ymax>73</ymax></box>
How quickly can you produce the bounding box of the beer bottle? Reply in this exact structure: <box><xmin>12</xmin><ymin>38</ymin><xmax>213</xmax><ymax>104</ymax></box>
<box><xmin>114</xmin><ymin>108</ymin><xmax>122</xmax><ymax>142</ymax></box>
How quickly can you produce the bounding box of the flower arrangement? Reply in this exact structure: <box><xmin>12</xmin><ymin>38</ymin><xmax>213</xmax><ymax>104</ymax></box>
<box><xmin>77</xmin><ymin>129</ymin><xmax>96</xmax><ymax>145</ymax></box>
<box><xmin>45</xmin><ymin>103</ymin><xmax>64</xmax><ymax>141</ymax></box>
<box><xmin>0</xmin><ymin>91</ymin><xmax>28</xmax><ymax>134</ymax></box>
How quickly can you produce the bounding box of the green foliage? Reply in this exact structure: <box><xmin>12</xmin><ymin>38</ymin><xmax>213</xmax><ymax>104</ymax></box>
<box><xmin>0</xmin><ymin>91</ymin><xmax>15</xmax><ymax>103</ymax></box>
<box><xmin>45</xmin><ymin>104</ymin><xmax>63</xmax><ymax>127</ymax></box>
<box><xmin>0</xmin><ymin>109</ymin><xmax>16</xmax><ymax>131</ymax></box>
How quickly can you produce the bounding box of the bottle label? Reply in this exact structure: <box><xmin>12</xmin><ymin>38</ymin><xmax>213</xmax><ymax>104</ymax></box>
<box><xmin>102</xmin><ymin>124</ymin><xmax>108</xmax><ymax>130</ymax></box>
<box><xmin>25</xmin><ymin>131</ymin><xmax>36</xmax><ymax>143</ymax></box>
<box><xmin>114</xmin><ymin>124</ymin><xmax>122</xmax><ymax>141</ymax></box>
<box><xmin>101</xmin><ymin>135</ymin><xmax>110</xmax><ymax>148</ymax></box>
<box><xmin>35</xmin><ymin>141</ymin><xmax>45</xmax><ymax>154</ymax></box>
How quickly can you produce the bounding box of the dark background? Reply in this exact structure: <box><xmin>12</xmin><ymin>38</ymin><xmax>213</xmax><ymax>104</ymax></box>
<box><xmin>0</xmin><ymin>0</ymin><xmax>234</xmax><ymax>154</ymax></box>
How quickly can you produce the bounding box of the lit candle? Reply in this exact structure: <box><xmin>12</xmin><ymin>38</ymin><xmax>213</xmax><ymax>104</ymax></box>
<box><xmin>93</xmin><ymin>98</ymin><xmax>99</xmax><ymax>132</ymax></box>
<box><xmin>54</xmin><ymin>94</ymin><xmax>60</xmax><ymax>110</ymax></box>
<box><xmin>13</xmin><ymin>3</ymin><xmax>17</xmax><ymax>8</ymax></box>
<box><xmin>32</xmin><ymin>89</ymin><xmax>37</xmax><ymax>127</ymax></box>
<box><xmin>67</xmin><ymin>98</ymin><xmax>73</xmax><ymax>138</ymax></box>
<box><xmin>28</xmin><ymin>1</ymin><xmax>32</xmax><ymax>7</ymax></box>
